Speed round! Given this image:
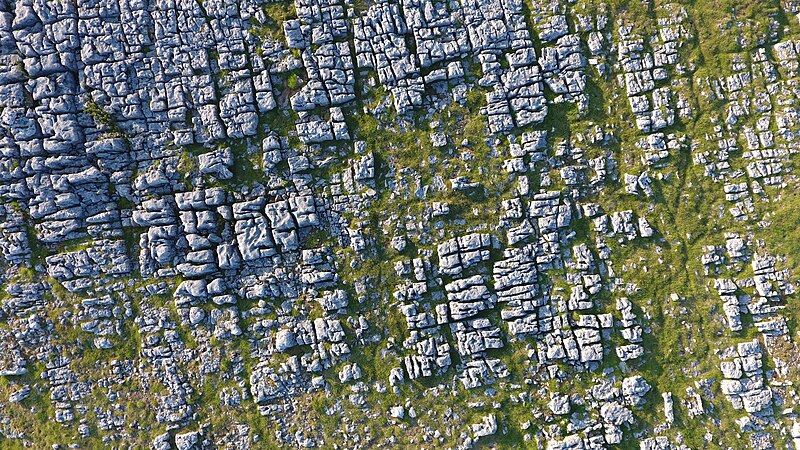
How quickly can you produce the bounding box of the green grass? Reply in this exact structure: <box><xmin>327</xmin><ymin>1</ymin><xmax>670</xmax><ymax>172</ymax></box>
<box><xmin>84</xmin><ymin>97</ymin><xmax>125</xmax><ymax>138</ymax></box>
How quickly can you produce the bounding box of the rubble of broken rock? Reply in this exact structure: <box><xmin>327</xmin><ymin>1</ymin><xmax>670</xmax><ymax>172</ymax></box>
<box><xmin>3</xmin><ymin>0</ymin><xmax>800</xmax><ymax>449</ymax></box>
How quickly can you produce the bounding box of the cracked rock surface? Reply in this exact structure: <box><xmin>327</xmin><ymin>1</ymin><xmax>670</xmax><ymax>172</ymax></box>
<box><xmin>2</xmin><ymin>0</ymin><xmax>800</xmax><ymax>449</ymax></box>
